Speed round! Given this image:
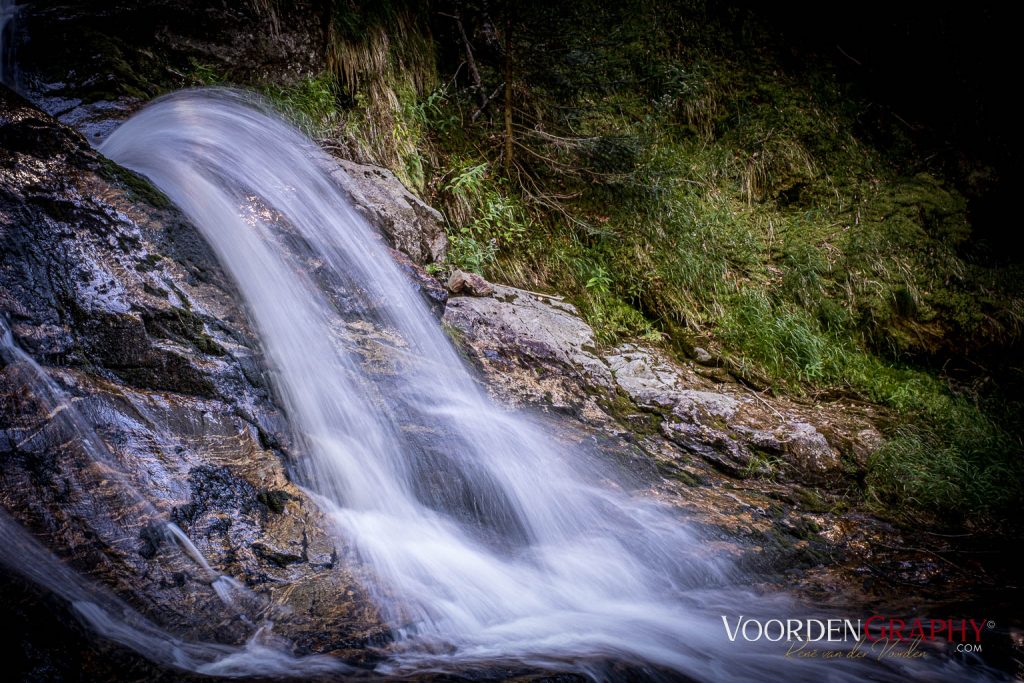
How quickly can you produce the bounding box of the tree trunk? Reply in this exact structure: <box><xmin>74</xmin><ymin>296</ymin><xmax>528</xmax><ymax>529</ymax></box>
<box><xmin>503</xmin><ymin>19</ymin><xmax>513</xmax><ymax>172</ymax></box>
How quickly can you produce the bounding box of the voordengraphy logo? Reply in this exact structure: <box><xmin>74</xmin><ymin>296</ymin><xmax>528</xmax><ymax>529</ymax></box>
<box><xmin>721</xmin><ymin>616</ymin><xmax>991</xmax><ymax>659</ymax></box>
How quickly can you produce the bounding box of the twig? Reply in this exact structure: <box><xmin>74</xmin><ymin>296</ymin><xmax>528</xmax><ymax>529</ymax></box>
<box><xmin>512</xmin><ymin>124</ymin><xmax>602</xmax><ymax>145</ymax></box>
<box><xmin>870</xmin><ymin>541</ymin><xmax>985</xmax><ymax>578</ymax></box>
<box><xmin>471</xmin><ymin>82</ymin><xmax>504</xmax><ymax>122</ymax></box>
<box><xmin>835</xmin><ymin>44</ymin><xmax>862</xmax><ymax>66</ymax></box>
<box><xmin>892</xmin><ymin>112</ymin><xmax>916</xmax><ymax>130</ymax></box>
<box><xmin>744</xmin><ymin>385</ymin><xmax>785</xmax><ymax>419</ymax></box>
<box><xmin>507</xmin><ymin>285</ymin><xmax>564</xmax><ymax>301</ymax></box>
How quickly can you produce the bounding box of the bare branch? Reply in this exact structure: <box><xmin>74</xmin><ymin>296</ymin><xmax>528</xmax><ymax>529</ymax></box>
<box><xmin>471</xmin><ymin>82</ymin><xmax>504</xmax><ymax>122</ymax></box>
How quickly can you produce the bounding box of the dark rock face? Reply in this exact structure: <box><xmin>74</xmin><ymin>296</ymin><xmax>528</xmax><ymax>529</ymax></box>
<box><xmin>389</xmin><ymin>247</ymin><xmax>448</xmax><ymax>317</ymax></box>
<box><xmin>2</xmin><ymin>3</ymin><xmax>448</xmax><ymax>665</ymax></box>
<box><xmin>0</xmin><ymin>86</ymin><xmax>386</xmax><ymax>668</ymax></box>
<box><xmin>19</xmin><ymin>0</ymin><xmax>329</xmax><ymax>140</ymax></box>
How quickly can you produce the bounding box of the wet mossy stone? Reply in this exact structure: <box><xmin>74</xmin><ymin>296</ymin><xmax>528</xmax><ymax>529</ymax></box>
<box><xmin>257</xmin><ymin>489</ymin><xmax>296</xmax><ymax>514</ymax></box>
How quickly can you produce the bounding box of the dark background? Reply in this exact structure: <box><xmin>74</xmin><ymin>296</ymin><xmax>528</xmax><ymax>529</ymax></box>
<box><xmin>740</xmin><ymin>1</ymin><xmax>1019</xmax><ymax>260</ymax></box>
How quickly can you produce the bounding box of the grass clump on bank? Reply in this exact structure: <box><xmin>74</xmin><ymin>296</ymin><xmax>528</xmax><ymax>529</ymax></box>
<box><xmin>720</xmin><ymin>289</ymin><xmax>1022</xmax><ymax>519</ymax></box>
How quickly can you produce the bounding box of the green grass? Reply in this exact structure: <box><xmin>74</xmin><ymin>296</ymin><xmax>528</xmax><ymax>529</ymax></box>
<box><xmin>186</xmin><ymin>63</ymin><xmax>340</xmax><ymax>138</ymax></box>
<box><xmin>719</xmin><ymin>288</ymin><xmax>1022</xmax><ymax>520</ymax></box>
<box><xmin>260</xmin><ymin>73</ymin><xmax>341</xmax><ymax>139</ymax></box>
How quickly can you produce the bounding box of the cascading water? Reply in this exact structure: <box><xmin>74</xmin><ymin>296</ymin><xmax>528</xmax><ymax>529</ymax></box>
<box><xmin>92</xmin><ymin>89</ymin><xmax>994</xmax><ymax>681</ymax></box>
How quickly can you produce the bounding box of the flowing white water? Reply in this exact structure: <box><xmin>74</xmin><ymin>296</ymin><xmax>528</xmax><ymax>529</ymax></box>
<box><xmin>97</xmin><ymin>89</ymin><xmax>995</xmax><ymax>681</ymax></box>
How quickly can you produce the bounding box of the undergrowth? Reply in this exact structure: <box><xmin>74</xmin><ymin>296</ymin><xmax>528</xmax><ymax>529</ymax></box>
<box><xmin>464</xmin><ymin>5</ymin><xmax>1015</xmax><ymax>525</ymax></box>
<box><xmin>229</xmin><ymin>0</ymin><xmax>1023</xmax><ymax>526</ymax></box>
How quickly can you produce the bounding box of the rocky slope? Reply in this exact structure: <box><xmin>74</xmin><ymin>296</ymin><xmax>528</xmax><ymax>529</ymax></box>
<box><xmin>441</xmin><ymin>281</ymin><xmax>1015</xmax><ymax>614</ymax></box>
<box><xmin>444</xmin><ymin>284</ymin><xmax>883</xmax><ymax>483</ymax></box>
<box><xmin>1</xmin><ymin>86</ymin><xmax>390</xmax><ymax>672</ymax></box>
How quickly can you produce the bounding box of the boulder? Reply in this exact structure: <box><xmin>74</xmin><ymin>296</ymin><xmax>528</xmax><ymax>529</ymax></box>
<box><xmin>776</xmin><ymin>422</ymin><xmax>842</xmax><ymax>476</ymax></box>
<box><xmin>606</xmin><ymin>345</ymin><xmax>739</xmax><ymax>420</ymax></box>
<box><xmin>333</xmin><ymin>160</ymin><xmax>447</xmax><ymax>265</ymax></box>
<box><xmin>604</xmin><ymin>344</ymin><xmax>684</xmax><ymax>408</ymax></box>
<box><xmin>447</xmin><ymin>269</ymin><xmax>494</xmax><ymax>297</ymax></box>
<box><xmin>442</xmin><ymin>284</ymin><xmax>613</xmax><ymax>407</ymax></box>
<box><xmin>606</xmin><ymin>345</ymin><xmax>749</xmax><ymax>473</ymax></box>
<box><xmin>692</xmin><ymin>346</ymin><xmax>715</xmax><ymax>365</ymax></box>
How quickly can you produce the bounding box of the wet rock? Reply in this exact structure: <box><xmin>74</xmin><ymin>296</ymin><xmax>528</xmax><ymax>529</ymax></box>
<box><xmin>775</xmin><ymin>422</ymin><xmax>842</xmax><ymax>477</ymax></box>
<box><xmin>442</xmin><ymin>284</ymin><xmax>613</xmax><ymax>408</ymax></box>
<box><xmin>388</xmin><ymin>247</ymin><xmax>447</xmax><ymax>317</ymax></box>
<box><xmin>447</xmin><ymin>269</ymin><xmax>495</xmax><ymax>297</ymax></box>
<box><xmin>660</xmin><ymin>420</ymin><xmax>749</xmax><ymax>476</ymax></box>
<box><xmin>0</xmin><ymin>87</ymin><xmax>386</xmax><ymax>654</ymax></box>
<box><xmin>257</xmin><ymin>489</ymin><xmax>296</xmax><ymax>515</ymax></box>
<box><xmin>333</xmin><ymin>160</ymin><xmax>447</xmax><ymax>265</ymax></box>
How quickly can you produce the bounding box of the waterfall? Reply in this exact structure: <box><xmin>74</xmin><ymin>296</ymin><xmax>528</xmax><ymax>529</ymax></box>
<box><xmin>93</xmin><ymin>88</ymin><xmax>990</xmax><ymax>681</ymax></box>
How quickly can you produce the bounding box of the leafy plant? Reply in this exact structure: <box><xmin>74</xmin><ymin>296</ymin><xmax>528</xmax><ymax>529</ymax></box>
<box><xmin>585</xmin><ymin>265</ymin><xmax>613</xmax><ymax>296</ymax></box>
<box><xmin>441</xmin><ymin>161</ymin><xmax>530</xmax><ymax>272</ymax></box>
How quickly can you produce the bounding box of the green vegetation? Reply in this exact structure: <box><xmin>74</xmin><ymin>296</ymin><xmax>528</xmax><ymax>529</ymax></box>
<box><xmin>260</xmin><ymin>73</ymin><xmax>341</xmax><ymax>138</ymax></box>
<box><xmin>189</xmin><ymin>63</ymin><xmax>340</xmax><ymax>139</ymax></box>
<box><xmin>228</xmin><ymin>1</ymin><xmax>1023</xmax><ymax>525</ymax></box>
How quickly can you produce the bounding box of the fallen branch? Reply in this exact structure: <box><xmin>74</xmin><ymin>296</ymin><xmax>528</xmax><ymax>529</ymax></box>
<box><xmin>471</xmin><ymin>82</ymin><xmax>504</xmax><ymax>122</ymax></box>
<box><xmin>507</xmin><ymin>285</ymin><xmax>565</xmax><ymax>301</ymax></box>
<box><xmin>744</xmin><ymin>385</ymin><xmax>785</xmax><ymax>420</ymax></box>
